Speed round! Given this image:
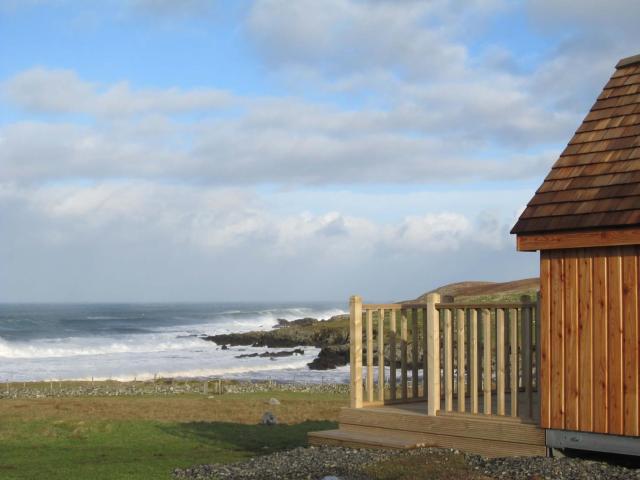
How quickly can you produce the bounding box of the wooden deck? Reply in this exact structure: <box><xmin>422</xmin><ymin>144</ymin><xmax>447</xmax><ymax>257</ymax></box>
<box><xmin>309</xmin><ymin>401</ymin><xmax>546</xmax><ymax>457</ymax></box>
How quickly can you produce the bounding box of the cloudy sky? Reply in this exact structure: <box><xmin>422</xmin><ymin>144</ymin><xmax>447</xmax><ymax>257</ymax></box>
<box><xmin>1</xmin><ymin>0</ymin><xmax>639</xmax><ymax>303</ymax></box>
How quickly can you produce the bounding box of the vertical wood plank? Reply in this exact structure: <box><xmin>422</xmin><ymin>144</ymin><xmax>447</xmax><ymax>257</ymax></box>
<box><xmin>366</xmin><ymin>309</ymin><xmax>374</xmax><ymax>403</ymax></box>
<box><xmin>622</xmin><ymin>247</ymin><xmax>638</xmax><ymax>436</ymax></box>
<box><xmin>401</xmin><ymin>310</ymin><xmax>408</xmax><ymax>401</ymax></box>
<box><xmin>389</xmin><ymin>309</ymin><xmax>397</xmax><ymax>401</ymax></box>
<box><xmin>378</xmin><ymin>308</ymin><xmax>385</xmax><ymax>403</ymax></box>
<box><xmin>564</xmin><ymin>253</ymin><xmax>579</xmax><ymax>431</ymax></box>
<box><xmin>577</xmin><ymin>249</ymin><xmax>593</xmax><ymax>432</ymax></box>
<box><xmin>444</xmin><ymin>308</ymin><xmax>453</xmax><ymax>412</ymax></box>
<box><xmin>457</xmin><ymin>308</ymin><xmax>466</xmax><ymax>413</ymax></box>
<box><xmin>412</xmin><ymin>308</ymin><xmax>419</xmax><ymax>398</ymax></box>
<box><xmin>497</xmin><ymin>308</ymin><xmax>506</xmax><ymax>416</ymax></box>
<box><xmin>550</xmin><ymin>250</ymin><xmax>565</xmax><ymax>429</ymax></box>
<box><xmin>470</xmin><ymin>309</ymin><xmax>478</xmax><ymax>414</ymax></box>
<box><xmin>510</xmin><ymin>309</ymin><xmax>518</xmax><ymax>417</ymax></box>
<box><xmin>505</xmin><ymin>310</ymin><xmax>511</xmax><ymax>393</ymax></box>
<box><xmin>483</xmin><ymin>309</ymin><xmax>492</xmax><ymax>415</ymax></box>
<box><xmin>636</xmin><ymin>250</ymin><xmax>640</xmax><ymax>437</ymax></box>
<box><xmin>535</xmin><ymin>292</ymin><xmax>542</xmax><ymax>424</ymax></box>
<box><xmin>523</xmin><ymin>305</ymin><xmax>533</xmax><ymax>419</ymax></box>
<box><xmin>608</xmin><ymin>249</ymin><xmax>623</xmax><ymax>435</ymax></box>
<box><xmin>593</xmin><ymin>249</ymin><xmax>608</xmax><ymax>433</ymax></box>
<box><xmin>426</xmin><ymin>293</ymin><xmax>441</xmax><ymax>416</ymax></box>
<box><xmin>349</xmin><ymin>295</ymin><xmax>363</xmax><ymax>408</ymax></box>
<box><xmin>540</xmin><ymin>252</ymin><xmax>552</xmax><ymax>428</ymax></box>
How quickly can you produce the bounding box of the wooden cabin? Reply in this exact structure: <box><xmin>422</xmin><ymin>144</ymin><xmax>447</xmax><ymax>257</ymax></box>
<box><xmin>511</xmin><ymin>52</ymin><xmax>640</xmax><ymax>455</ymax></box>
<box><xmin>309</xmin><ymin>53</ymin><xmax>640</xmax><ymax>457</ymax></box>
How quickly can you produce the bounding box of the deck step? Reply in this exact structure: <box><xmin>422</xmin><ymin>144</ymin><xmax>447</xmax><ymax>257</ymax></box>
<box><xmin>336</xmin><ymin>423</ymin><xmax>546</xmax><ymax>457</ymax></box>
<box><xmin>308</xmin><ymin>429</ymin><xmax>421</xmax><ymax>450</ymax></box>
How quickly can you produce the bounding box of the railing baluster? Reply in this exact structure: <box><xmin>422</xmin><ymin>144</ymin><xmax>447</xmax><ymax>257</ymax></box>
<box><xmin>523</xmin><ymin>305</ymin><xmax>533</xmax><ymax>419</ymax></box>
<box><xmin>510</xmin><ymin>308</ymin><xmax>519</xmax><ymax>417</ymax></box>
<box><xmin>366</xmin><ymin>308</ymin><xmax>374</xmax><ymax>403</ymax></box>
<box><xmin>390</xmin><ymin>309</ymin><xmax>397</xmax><ymax>401</ymax></box>
<box><xmin>426</xmin><ymin>293</ymin><xmax>441</xmax><ymax>416</ymax></box>
<box><xmin>378</xmin><ymin>308</ymin><xmax>385</xmax><ymax>402</ymax></box>
<box><xmin>401</xmin><ymin>309</ymin><xmax>408</xmax><ymax>401</ymax></box>
<box><xmin>422</xmin><ymin>307</ymin><xmax>428</xmax><ymax>400</ymax></box>
<box><xmin>470</xmin><ymin>308</ymin><xmax>478</xmax><ymax>414</ymax></box>
<box><xmin>411</xmin><ymin>308</ymin><xmax>419</xmax><ymax>398</ymax></box>
<box><xmin>497</xmin><ymin>308</ymin><xmax>506</xmax><ymax>416</ymax></box>
<box><xmin>482</xmin><ymin>309</ymin><xmax>492</xmax><ymax>415</ymax></box>
<box><xmin>349</xmin><ymin>295</ymin><xmax>363</xmax><ymax>408</ymax></box>
<box><xmin>457</xmin><ymin>308</ymin><xmax>466</xmax><ymax>412</ymax></box>
<box><xmin>444</xmin><ymin>308</ymin><xmax>453</xmax><ymax>412</ymax></box>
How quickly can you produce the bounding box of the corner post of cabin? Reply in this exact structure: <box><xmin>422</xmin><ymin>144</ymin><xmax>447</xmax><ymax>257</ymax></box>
<box><xmin>426</xmin><ymin>292</ymin><xmax>441</xmax><ymax>416</ymax></box>
<box><xmin>349</xmin><ymin>295</ymin><xmax>363</xmax><ymax>408</ymax></box>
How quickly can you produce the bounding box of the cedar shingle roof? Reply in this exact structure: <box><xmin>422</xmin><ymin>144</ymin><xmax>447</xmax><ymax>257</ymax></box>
<box><xmin>512</xmin><ymin>53</ymin><xmax>640</xmax><ymax>235</ymax></box>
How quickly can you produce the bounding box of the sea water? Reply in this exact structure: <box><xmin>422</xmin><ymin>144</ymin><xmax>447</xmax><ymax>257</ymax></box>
<box><xmin>0</xmin><ymin>303</ymin><xmax>350</xmax><ymax>383</ymax></box>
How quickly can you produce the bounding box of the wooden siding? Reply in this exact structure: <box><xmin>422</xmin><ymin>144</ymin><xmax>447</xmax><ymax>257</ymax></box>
<box><xmin>540</xmin><ymin>247</ymin><xmax>640</xmax><ymax>435</ymax></box>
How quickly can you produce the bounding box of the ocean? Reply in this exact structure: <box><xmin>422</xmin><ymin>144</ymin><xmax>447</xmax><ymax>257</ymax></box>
<box><xmin>0</xmin><ymin>302</ymin><xmax>349</xmax><ymax>383</ymax></box>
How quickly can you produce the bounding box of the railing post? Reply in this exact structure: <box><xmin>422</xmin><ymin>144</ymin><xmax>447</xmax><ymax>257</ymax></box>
<box><xmin>426</xmin><ymin>293</ymin><xmax>441</xmax><ymax>416</ymax></box>
<box><xmin>350</xmin><ymin>295</ymin><xmax>363</xmax><ymax>408</ymax></box>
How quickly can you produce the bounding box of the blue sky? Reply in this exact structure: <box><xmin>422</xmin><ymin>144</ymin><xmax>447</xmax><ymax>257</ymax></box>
<box><xmin>1</xmin><ymin>0</ymin><xmax>639</xmax><ymax>302</ymax></box>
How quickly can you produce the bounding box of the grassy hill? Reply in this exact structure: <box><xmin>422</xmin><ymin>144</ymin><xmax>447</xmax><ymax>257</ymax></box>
<box><xmin>411</xmin><ymin>277</ymin><xmax>539</xmax><ymax>304</ymax></box>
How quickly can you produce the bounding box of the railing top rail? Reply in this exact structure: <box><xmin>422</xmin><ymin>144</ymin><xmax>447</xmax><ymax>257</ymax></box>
<box><xmin>360</xmin><ymin>301</ymin><xmax>538</xmax><ymax>310</ymax></box>
<box><xmin>436</xmin><ymin>302</ymin><xmax>537</xmax><ymax>309</ymax></box>
<box><xmin>361</xmin><ymin>303</ymin><xmax>404</xmax><ymax>309</ymax></box>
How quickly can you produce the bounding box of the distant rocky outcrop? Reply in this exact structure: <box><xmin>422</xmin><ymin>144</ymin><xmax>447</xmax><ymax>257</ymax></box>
<box><xmin>204</xmin><ymin>314</ymin><xmax>349</xmax><ymax>350</ymax></box>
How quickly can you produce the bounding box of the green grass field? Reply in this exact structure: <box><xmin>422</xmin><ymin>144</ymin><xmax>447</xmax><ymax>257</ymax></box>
<box><xmin>0</xmin><ymin>390</ymin><xmax>344</xmax><ymax>480</ymax></box>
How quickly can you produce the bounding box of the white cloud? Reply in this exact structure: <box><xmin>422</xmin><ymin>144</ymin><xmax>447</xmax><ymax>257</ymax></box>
<box><xmin>3</xmin><ymin>67</ymin><xmax>234</xmax><ymax>116</ymax></box>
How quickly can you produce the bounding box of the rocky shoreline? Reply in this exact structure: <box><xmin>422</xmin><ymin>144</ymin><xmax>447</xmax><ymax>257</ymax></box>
<box><xmin>203</xmin><ymin>312</ymin><xmax>426</xmax><ymax>371</ymax></box>
<box><xmin>203</xmin><ymin>314</ymin><xmax>352</xmax><ymax>370</ymax></box>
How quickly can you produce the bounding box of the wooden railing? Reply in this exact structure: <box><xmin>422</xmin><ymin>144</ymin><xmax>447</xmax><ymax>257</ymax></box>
<box><xmin>349</xmin><ymin>293</ymin><xmax>540</xmax><ymax>421</ymax></box>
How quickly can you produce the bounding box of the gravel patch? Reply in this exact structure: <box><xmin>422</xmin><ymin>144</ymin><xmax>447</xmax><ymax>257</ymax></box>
<box><xmin>468</xmin><ymin>453</ymin><xmax>640</xmax><ymax>479</ymax></box>
<box><xmin>174</xmin><ymin>445</ymin><xmax>640</xmax><ymax>480</ymax></box>
<box><xmin>173</xmin><ymin>446</ymin><xmax>394</xmax><ymax>480</ymax></box>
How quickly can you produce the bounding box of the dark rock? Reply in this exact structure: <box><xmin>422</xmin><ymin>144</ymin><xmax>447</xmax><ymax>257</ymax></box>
<box><xmin>235</xmin><ymin>348</ymin><xmax>304</xmax><ymax>359</ymax></box>
<box><xmin>308</xmin><ymin>345</ymin><xmax>349</xmax><ymax>370</ymax></box>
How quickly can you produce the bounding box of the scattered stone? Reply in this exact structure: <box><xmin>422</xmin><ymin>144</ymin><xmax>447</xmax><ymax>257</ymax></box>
<box><xmin>268</xmin><ymin>397</ymin><xmax>280</xmax><ymax>406</ymax></box>
<box><xmin>261</xmin><ymin>411</ymin><xmax>277</xmax><ymax>426</ymax></box>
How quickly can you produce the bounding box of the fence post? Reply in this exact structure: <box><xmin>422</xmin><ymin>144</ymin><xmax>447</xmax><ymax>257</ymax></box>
<box><xmin>426</xmin><ymin>293</ymin><xmax>441</xmax><ymax>416</ymax></box>
<box><xmin>350</xmin><ymin>295</ymin><xmax>363</xmax><ymax>408</ymax></box>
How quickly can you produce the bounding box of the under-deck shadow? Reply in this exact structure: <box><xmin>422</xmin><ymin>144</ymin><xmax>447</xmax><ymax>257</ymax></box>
<box><xmin>159</xmin><ymin>420</ymin><xmax>336</xmax><ymax>456</ymax></box>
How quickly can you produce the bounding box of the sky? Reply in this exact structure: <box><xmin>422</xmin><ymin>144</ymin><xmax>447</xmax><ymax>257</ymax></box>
<box><xmin>1</xmin><ymin>0</ymin><xmax>639</xmax><ymax>303</ymax></box>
